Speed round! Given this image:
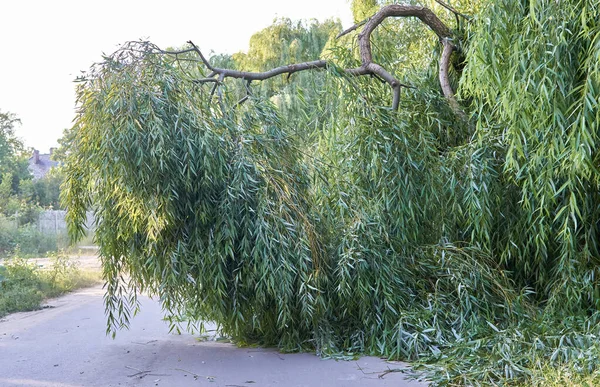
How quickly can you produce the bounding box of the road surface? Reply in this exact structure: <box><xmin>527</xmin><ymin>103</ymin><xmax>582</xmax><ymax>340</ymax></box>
<box><xmin>0</xmin><ymin>285</ymin><xmax>428</xmax><ymax>387</ymax></box>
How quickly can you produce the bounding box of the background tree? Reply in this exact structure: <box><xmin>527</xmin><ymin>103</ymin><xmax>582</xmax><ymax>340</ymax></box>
<box><xmin>0</xmin><ymin>111</ymin><xmax>24</xmax><ymax>173</ymax></box>
<box><xmin>19</xmin><ymin>169</ymin><xmax>63</xmax><ymax>209</ymax></box>
<box><xmin>351</xmin><ymin>0</ymin><xmax>379</xmax><ymax>22</ymax></box>
<box><xmin>0</xmin><ymin>111</ymin><xmax>31</xmax><ymax>217</ymax></box>
<box><xmin>0</xmin><ymin>110</ymin><xmax>65</xmax><ymax>256</ymax></box>
<box><xmin>0</xmin><ymin>111</ymin><xmax>29</xmax><ymax>194</ymax></box>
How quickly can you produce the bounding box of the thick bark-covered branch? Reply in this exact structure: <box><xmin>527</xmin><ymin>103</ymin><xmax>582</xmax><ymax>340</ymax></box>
<box><xmin>336</xmin><ymin>5</ymin><xmax>463</xmax><ymax>114</ymax></box>
<box><xmin>168</xmin><ymin>5</ymin><xmax>464</xmax><ymax>116</ymax></box>
<box><xmin>439</xmin><ymin>38</ymin><xmax>465</xmax><ymax>119</ymax></box>
<box><xmin>357</xmin><ymin>5</ymin><xmax>452</xmax><ymax>65</ymax></box>
<box><xmin>214</xmin><ymin>60</ymin><xmax>328</xmax><ymax>81</ymax></box>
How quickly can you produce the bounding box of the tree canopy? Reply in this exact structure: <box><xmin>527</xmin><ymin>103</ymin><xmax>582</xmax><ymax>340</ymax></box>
<box><xmin>63</xmin><ymin>0</ymin><xmax>600</xmax><ymax>385</ymax></box>
<box><xmin>0</xmin><ymin>111</ymin><xmax>28</xmax><ymax>183</ymax></box>
<box><xmin>0</xmin><ymin>111</ymin><xmax>31</xmax><ymax>216</ymax></box>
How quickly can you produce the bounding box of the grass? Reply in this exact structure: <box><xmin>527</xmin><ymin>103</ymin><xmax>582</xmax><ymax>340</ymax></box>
<box><xmin>525</xmin><ymin>366</ymin><xmax>600</xmax><ymax>387</ymax></box>
<box><xmin>0</xmin><ymin>251</ymin><xmax>101</xmax><ymax>318</ymax></box>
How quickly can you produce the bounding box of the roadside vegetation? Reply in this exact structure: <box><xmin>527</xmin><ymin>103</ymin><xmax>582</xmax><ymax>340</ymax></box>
<box><xmin>0</xmin><ymin>217</ymin><xmax>63</xmax><ymax>258</ymax></box>
<box><xmin>0</xmin><ymin>251</ymin><xmax>101</xmax><ymax>318</ymax></box>
<box><xmin>0</xmin><ymin>109</ymin><xmax>71</xmax><ymax>258</ymax></box>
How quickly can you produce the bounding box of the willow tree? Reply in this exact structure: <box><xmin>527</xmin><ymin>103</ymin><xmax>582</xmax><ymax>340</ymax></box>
<box><xmin>64</xmin><ymin>0</ymin><xmax>600</xmax><ymax>385</ymax></box>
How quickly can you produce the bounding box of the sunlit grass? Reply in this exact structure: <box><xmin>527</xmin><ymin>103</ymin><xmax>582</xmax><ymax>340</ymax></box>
<box><xmin>525</xmin><ymin>366</ymin><xmax>600</xmax><ymax>387</ymax></box>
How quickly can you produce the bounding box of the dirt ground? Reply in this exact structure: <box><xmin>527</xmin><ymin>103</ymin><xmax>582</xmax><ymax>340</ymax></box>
<box><xmin>0</xmin><ymin>256</ymin><xmax>428</xmax><ymax>387</ymax></box>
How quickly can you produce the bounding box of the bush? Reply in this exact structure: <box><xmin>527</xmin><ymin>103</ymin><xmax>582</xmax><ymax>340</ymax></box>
<box><xmin>0</xmin><ymin>284</ymin><xmax>44</xmax><ymax>316</ymax></box>
<box><xmin>0</xmin><ymin>253</ymin><xmax>100</xmax><ymax>318</ymax></box>
<box><xmin>0</xmin><ymin>258</ymin><xmax>44</xmax><ymax>316</ymax></box>
<box><xmin>42</xmin><ymin>252</ymin><xmax>84</xmax><ymax>296</ymax></box>
<box><xmin>0</xmin><ymin>216</ymin><xmax>59</xmax><ymax>258</ymax></box>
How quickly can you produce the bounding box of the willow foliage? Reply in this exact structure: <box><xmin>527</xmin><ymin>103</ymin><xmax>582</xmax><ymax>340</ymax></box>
<box><xmin>64</xmin><ymin>1</ymin><xmax>600</xmax><ymax>385</ymax></box>
<box><xmin>461</xmin><ymin>0</ymin><xmax>600</xmax><ymax>308</ymax></box>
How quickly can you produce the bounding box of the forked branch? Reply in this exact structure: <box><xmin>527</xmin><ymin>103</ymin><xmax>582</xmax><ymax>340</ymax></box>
<box><xmin>165</xmin><ymin>4</ymin><xmax>465</xmax><ymax>116</ymax></box>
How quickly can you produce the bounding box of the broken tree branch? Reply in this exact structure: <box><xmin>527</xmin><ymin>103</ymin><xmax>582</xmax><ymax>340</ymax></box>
<box><xmin>163</xmin><ymin>4</ymin><xmax>464</xmax><ymax>116</ymax></box>
<box><xmin>207</xmin><ymin>60</ymin><xmax>328</xmax><ymax>82</ymax></box>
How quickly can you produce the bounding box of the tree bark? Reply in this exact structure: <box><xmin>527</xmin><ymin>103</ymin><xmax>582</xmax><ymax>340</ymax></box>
<box><xmin>167</xmin><ymin>5</ymin><xmax>464</xmax><ymax>116</ymax></box>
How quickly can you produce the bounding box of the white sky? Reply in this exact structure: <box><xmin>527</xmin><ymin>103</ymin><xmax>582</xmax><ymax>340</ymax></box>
<box><xmin>0</xmin><ymin>0</ymin><xmax>353</xmax><ymax>152</ymax></box>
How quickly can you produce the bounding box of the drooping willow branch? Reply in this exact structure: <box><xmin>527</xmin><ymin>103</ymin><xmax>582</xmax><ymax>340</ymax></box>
<box><xmin>164</xmin><ymin>5</ymin><xmax>464</xmax><ymax>115</ymax></box>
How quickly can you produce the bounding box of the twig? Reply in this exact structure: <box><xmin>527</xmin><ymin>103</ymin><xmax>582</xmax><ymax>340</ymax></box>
<box><xmin>356</xmin><ymin>363</ymin><xmax>406</xmax><ymax>378</ymax></box>
<box><xmin>433</xmin><ymin>0</ymin><xmax>472</xmax><ymax>20</ymax></box>
<box><xmin>217</xmin><ymin>73</ymin><xmax>226</xmax><ymax>115</ymax></box>
<box><xmin>175</xmin><ymin>368</ymin><xmax>200</xmax><ymax>377</ymax></box>
<box><xmin>247</xmin><ymin>350</ymin><xmax>285</xmax><ymax>360</ymax></box>
<box><xmin>209</xmin><ymin>81</ymin><xmax>219</xmax><ymax>101</ymax></box>
<box><xmin>160</xmin><ymin>47</ymin><xmax>197</xmax><ymax>55</ymax></box>
<box><xmin>236</xmin><ymin>95</ymin><xmax>249</xmax><ymax>106</ymax></box>
<box><xmin>186</xmin><ymin>41</ymin><xmax>214</xmax><ymax>71</ymax></box>
<box><xmin>125</xmin><ymin>365</ymin><xmax>151</xmax><ymax>378</ymax></box>
<box><xmin>125</xmin><ymin>366</ymin><xmax>146</xmax><ymax>372</ymax></box>
<box><xmin>174</xmin><ymin>368</ymin><xmax>215</xmax><ymax>381</ymax></box>
<box><xmin>336</xmin><ymin>18</ymin><xmax>370</xmax><ymax>39</ymax></box>
<box><xmin>354</xmin><ymin>363</ymin><xmax>385</xmax><ymax>380</ymax></box>
<box><xmin>127</xmin><ymin>370</ymin><xmax>150</xmax><ymax>378</ymax></box>
<box><xmin>356</xmin><ymin>362</ymin><xmax>380</xmax><ymax>375</ymax></box>
<box><xmin>378</xmin><ymin>368</ymin><xmax>405</xmax><ymax>379</ymax></box>
<box><xmin>131</xmin><ymin>339</ymin><xmax>157</xmax><ymax>345</ymax></box>
<box><xmin>371</xmin><ymin>73</ymin><xmax>386</xmax><ymax>84</ymax></box>
<box><xmin>192</xmin><ymin>78</ymin><xmax>220</xmax><ymax>84</ymax></box>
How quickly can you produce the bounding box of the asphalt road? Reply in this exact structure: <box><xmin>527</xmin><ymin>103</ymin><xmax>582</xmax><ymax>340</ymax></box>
<box><xmin>0</xmin><ymin>285</ymin><xmax>428</xmax><ymax>387</ymax></box>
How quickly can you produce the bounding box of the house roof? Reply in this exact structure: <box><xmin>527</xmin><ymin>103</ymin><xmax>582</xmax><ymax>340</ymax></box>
<box><xmin>28</xmin><ymin>152</ymin><xmax>59</xmax><ymax>180</ymax></box>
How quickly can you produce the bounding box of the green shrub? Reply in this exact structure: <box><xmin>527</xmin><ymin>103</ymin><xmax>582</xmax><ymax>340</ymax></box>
<box><xmin>0</xmin><ymin>284</ymin><xmax>44</xmax><ymax>316</ymax></box>
<box><xmin>41</xmin><ymin>252</ymin><xmax>83</xmax><ymax>296</ymax></box>
<box><xmin>0</xmin><ymin>253</ymin><xmax>100</xmax><ymax>318</ymax></box>
<box><xmin>0</xmin><ymin>217</ymin><xmax>59</xmax><ymax>258</ymax></box>
<box><xmin>0</xmin><ymin>258</ymin><xmax>43</xmax><ymax>317</ymax></box>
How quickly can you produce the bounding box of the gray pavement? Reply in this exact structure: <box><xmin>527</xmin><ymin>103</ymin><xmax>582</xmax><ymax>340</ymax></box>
<box><xmin>0</xmin><ymin>286</ymin><xmax>427</xmax><ymax>387</ymax></box>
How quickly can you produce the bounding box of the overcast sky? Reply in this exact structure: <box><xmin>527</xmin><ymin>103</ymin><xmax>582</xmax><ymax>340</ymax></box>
<box><xmin>0</xmin><ymin>0</ymin><xmax>353</xmax><ymax>152</ymax></box>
